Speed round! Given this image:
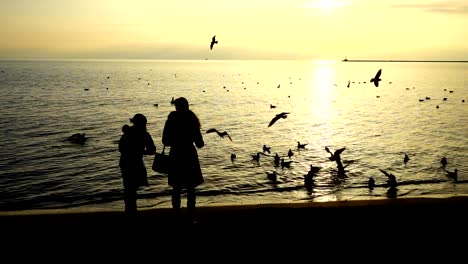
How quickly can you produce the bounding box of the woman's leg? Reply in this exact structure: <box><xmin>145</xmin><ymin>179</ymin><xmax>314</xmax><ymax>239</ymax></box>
<box><xmin>124</xmin><ymin>187</ymin><xmax>137</xmax><ymax>216</ymax></box>
<box><xmin>172</xmin><ymin>187</ymin><xmax>182</xmax><ymax>221</ymax></box>
<box><xmin>187</xmin><ymin>187</ymin><xmax>196</xmax><ymax>223</ymax></box>
<box><xmin>122</xmin><ymin>173</ymin><xmax>137</xmax><ymax>216</ymax></box>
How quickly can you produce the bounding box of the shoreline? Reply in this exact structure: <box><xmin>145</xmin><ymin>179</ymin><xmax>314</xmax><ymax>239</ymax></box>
<box><xmin>342</xmin><ymin>59</ymin><xmax>468</xmax><ymax>63</ymax></box>
<box><xmin>2</xmin><ymin>195</ymin><xmax>467</xmax><ymax>225</ymax></box>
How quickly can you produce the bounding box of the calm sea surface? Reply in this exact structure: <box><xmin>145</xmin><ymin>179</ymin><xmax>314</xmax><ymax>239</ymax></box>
<box><xmin>0</xmin><ymin>59</ymin><xmax>467</xmax><ymax>211</ymax></box>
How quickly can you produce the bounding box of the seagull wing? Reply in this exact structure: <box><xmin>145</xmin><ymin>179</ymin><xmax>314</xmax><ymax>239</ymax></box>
<box><xmin>268</xmin><ymin>115</ymin><xmax>281</xmax><ymax>127</ymax></box>
<box><xmin>206</xmin><ymin>128</ymin><xmax>219</xmax><ymax>134</ymax></box>
<box><xmin>375</xmin><ymin>69</ymin><xmax>382</xmax><ymax>79</ymax></box>
<box><xmin>226</xmin><ymin>132</ymin><xmax>233</xmax><ymax>142</ymax></box>
<box><xmin>334</xmin><ymin>147</ymin><xmax>346</xmax><ymax>156</ymax></box>
<box><xmin>379</xmin><ymin>169</ymin><xmax>390</xmax><ymax>177</ymax></box>
<box><xmin>210</xmin><ymin>35</ymin><xmax>217</xmax><ymax>50</ymax></box>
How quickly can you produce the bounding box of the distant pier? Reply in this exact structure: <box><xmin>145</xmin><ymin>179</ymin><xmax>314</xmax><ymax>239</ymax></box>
<box><xmin>341</xmin><ymin>59</ymin><xmax>468</xmax><ymax>63</ymax></box>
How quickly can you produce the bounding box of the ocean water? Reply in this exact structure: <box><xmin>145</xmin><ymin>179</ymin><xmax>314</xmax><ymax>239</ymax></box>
<box><xmin>0</xmin><ymin>59</ymin><xmax>467</xmax><ymax>211</ymax></box>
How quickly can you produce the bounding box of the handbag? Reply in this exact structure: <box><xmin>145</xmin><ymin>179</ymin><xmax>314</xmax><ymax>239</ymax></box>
<box><xmin>152</xmin><ymin>145</ymin><xmax>171</xmax><ymax>174</ymax></box>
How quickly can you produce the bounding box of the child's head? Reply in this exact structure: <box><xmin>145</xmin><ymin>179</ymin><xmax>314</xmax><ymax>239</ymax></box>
<box><xmin>122</xmin><ymin>124</ymin><xmax>130</xmax><ymax>134</ymax></box>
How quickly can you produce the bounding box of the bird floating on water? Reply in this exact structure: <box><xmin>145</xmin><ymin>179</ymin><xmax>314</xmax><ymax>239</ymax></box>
<box><xmin>206</xmin><ymin>128</ymin><xmax>232</xmax><ymax>141</ymax></box>
<box><xmin>67</xmin><ymin>133</ymin><xmax>87</xmax><ymax>145</ymax></box>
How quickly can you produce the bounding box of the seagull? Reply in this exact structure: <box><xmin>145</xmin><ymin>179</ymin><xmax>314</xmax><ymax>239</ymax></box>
<box><xmin>266</xmin><ymin>171</ymin><xmax>278</xmax><ymax>183</ymax></box>
<box><xmin>445</xmin><ymin>168</ymin><xmax>458</xmax><ymax>182</ymax></box>
<box><xmin>441</xmin><ymin>157</ymin><xmax>447</xmax><ymax>168</ymax></box>
<box><xmin>307</xmin><ymin>164</ymin><xmax>321</xmax><ymax>174</ymax></box>
<box><xmin>325</xmin><ymin>146</ymin><xmax>346</xmax><ymax>161</ymax></box>
<box><xmin>280</xmin><ymin>158</ymin><xmax>293</xmax><ymax>169</ymax></box>
<box><xmin>404</xmin><ymin>154</ymin><xmax>410</xmax><ymax>165</ymax></box>
<box><xmin>268</xmin><ymin>112</ymin><xmax>290</xmax><ymax>127</ymax></box>
<box><xmin>210</xmin><ymin>35</ymin><xmax>218</xmax><ymax>50</ymax></box>
<box><xmin>67</xmin><ymin>133</ymin><xmax>87</xmax><ymax>145</ymax></box>
<box><xmin>274</xmin><ymin>153</ymin><xmax>280</xmax><ymax>167</ymax></box>
<box><xmin>287</xmin><ymin>149</ymin><xmax>294</xmax><ymax>158</ymax></box>
<box><xmin>371</xmin><ymin>69</ymin><xmax>382</xmax><ymax>87</ymax></box>
<box><xmin>252</xmin><ymin>152</ymin><xmax>264</xmax><ymax>162</ymax></box>
<box><xmin>379</xmin><ymin>169</ymin><xmax>397</xmax><ymax>188</ymax></box>
<box><xmin>263</xmin><ymin>144</ymin><xmax>271</xmax><ymax>154</ymax></box>
<box><xmin>206</xmin><ymin>128</ymin><xmax>232</xmax><ymax>141</ymax></box>
<box><xmin>368</xmin><ymin>177</ymin><xmax>376</xmax><ymax>190</ymax></box>
<box><xmin>297</xmin><ymin>142</ymin><xmax>308</xmax><ymax>149</ymax></box>
<box><xmin>230</xmin><ymin>153</ymin><xmax>236</xmax><ymax>162</ymax></box>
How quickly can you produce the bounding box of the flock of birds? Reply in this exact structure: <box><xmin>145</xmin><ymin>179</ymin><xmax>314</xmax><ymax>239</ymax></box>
<box><xmin>64</xmin><ymin>35</ymin><xmax>463</xmax><ymax>200</ymax></box>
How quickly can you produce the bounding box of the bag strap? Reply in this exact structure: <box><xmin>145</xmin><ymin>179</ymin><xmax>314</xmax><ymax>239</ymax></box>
<box><xmin>161</xmin><ymin>145</ymin><xmax>166</xmax><ymax>154</ymax></box>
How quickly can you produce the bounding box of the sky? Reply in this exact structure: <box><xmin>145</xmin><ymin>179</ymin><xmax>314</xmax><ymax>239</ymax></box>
<box><xmin>0</xmin><ymin>0</ymin><xmax>467</xmax><ymax>60</ymax></box>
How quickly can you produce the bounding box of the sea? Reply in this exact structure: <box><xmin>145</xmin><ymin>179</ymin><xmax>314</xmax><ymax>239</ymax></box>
<box><xmin>0</xmin><ymin>59</ymin><xmax>467</xmax><ymax>212</ymax></box>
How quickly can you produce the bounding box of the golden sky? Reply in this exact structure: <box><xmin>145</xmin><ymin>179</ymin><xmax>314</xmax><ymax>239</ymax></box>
<box><xmin>0</xmin><ymin>0</ymin><xmax>467</xmax><ymax>60</ymax></box>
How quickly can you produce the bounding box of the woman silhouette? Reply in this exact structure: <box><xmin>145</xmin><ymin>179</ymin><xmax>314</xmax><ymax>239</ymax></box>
<box><xmin>162</xmin><ymin>97</ymin><xmax>204</xmax><ymax>224</ymax></box>
<box><xmin>119</xmin><ymin>113</ymin><xmax>156</xmax><ymax>216</ymax></box>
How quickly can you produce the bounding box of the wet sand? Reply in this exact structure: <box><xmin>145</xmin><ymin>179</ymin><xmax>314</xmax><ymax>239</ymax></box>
<box><xmin>2</xmin><ymin>196</ymin><xmax>468</xmax><ymax>235</ymax></box>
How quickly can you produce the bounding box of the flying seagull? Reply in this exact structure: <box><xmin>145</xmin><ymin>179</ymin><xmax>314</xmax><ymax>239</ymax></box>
<box><xmin>268</xmin><ymin>112</ymin><xmax>290</xmax><ymax>127</ymax></box>
<box><xmin>371</xmin><ymin>69</ymin><xmax>382</xmax><ymax>87</ymax></box>
<box><xmin>206</xmin><ymin>128</ymin><xmax>232</xmax><ymax>141</ymax></box>
<box><xmin>210</xmin><ymin>35</ymin><xmax>218</xmax><ymax>50</ymax></box>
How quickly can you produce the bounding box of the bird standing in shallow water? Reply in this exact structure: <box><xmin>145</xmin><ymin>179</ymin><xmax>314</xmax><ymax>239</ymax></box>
<box><xmin>263</xmin><ymin>145</ymin><xmax>271</xmax><ymax>154</ymax></box>
<box><xmin>266</xmin><ymin>171</ymin><xmax>278</xmax><ymax>183</ymax></box>
<box><xmin>445</xmin><ymin>168</ymin><xmax>458</xmax><ymax>182</ymax></box>
<box><xmin>210</xmin><ymin>35</ymin><xmax>218</xmax><ymax>50</ymax></box>
<box><xmin>368</xmin><ymin>177</ymin><xmax>376</xmax><ymax>190</ymax></box>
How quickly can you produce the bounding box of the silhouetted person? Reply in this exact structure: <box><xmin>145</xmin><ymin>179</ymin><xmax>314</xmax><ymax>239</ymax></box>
<box><xmin>162</xmin><ymin>97</ymin><xmax>204</xmax><ymax>224</ymax></box>
<box><xmin>119</xmin><ymin>114</ymin><xmax>156</xmax><ymax>217</ymax></box>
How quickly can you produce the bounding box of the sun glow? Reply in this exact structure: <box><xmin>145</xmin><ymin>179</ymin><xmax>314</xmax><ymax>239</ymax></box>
<box><xmin>306</xmin><ymin>0</ymin><xmax>348</xmax><ymax>11</ymax></box>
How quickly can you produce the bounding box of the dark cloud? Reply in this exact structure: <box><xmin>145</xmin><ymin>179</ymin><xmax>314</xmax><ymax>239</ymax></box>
<box><xmin>391</xmin><ymin>2</ymin><xmax>468</xmax><ymax>14</ymax></box>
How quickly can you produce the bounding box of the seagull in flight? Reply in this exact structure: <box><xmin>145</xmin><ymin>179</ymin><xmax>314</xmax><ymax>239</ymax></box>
<box><xmin>210</xmin><ymin>35</ymin><xmax>218</xmax><ymax>50</ymax></box>
<box><xmin>371</xmin><ymin>69</ymin><xmax>382</xmax><ymax>87</ymax></box>
<box><xmin>268</xmin><ymin>112</ymin><xmax>290</xmax><ymax>127</ymax></box>
<box><xmin>325</xmin><ymin>146</ymin><xmax>345</xmax><ymax>161</ymax></box>
<box><xmin>379</xmin><ymin>169</ymin><xmax>398</xmax><ymax>188</ymax></box>
<box><xmin>206</xmin><ymin>128</ymin><xmax>232</xmax><ymax>141</ymax></box>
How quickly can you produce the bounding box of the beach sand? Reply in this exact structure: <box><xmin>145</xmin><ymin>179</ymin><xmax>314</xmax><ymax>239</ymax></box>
<box><xmin>1</xmin><ymin>196</ymin><xmax>467</xmax><ymax>257</ymax></box>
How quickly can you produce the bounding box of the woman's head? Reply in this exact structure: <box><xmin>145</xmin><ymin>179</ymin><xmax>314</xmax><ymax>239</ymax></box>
<box><xmin>130</xmin><ymin>113</ymin><xmax>147</xmax><ymax>127</ymax></box>
<box><xmin>174</xmin><ymin>97</ymin><xmax>189</xmax><ymax>111</ymax></box>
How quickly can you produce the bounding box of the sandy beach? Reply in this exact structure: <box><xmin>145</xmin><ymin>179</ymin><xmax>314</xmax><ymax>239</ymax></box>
<box><xmin>2</xmin><ymin>196</ymin><xmax>468</xmax><ymax>260</ymax></box>
<box><xmin>2</xmin><ymin>196</ymin><xmax>468</xmax><ymax>239</ymax></box>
